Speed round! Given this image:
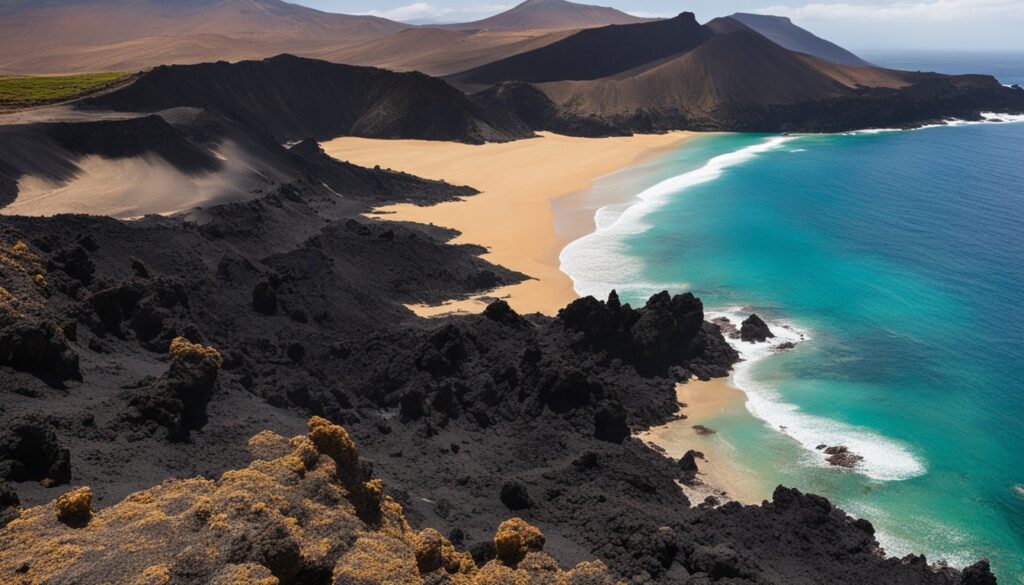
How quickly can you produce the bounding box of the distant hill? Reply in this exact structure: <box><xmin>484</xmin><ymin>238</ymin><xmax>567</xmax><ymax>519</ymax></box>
<box><xmin>474</xmin><ymin>25</ymin><xmax>1024</xmax><ymax>133</ymax></box>
<box><xmin>449</xmin><ymin>13</ymin><xmax>711</xmax><ymax>86</ymax></box>
<box><xmin>313</xmin><ymin>28</ymin><xmax>576</xmax><ymax>77</ymax></box>
<box><xmin>83</xmin><ymin>54</ymin><xmax>532</xmax><ymax>144</ymax></box>
<box><xmin>537</xmin><ymin>30</ymin><xmax>854</xmax><ymax>119</ymax></box>
<box><xmin>726</xmin><ymin>13</ymin><xmax>871</xmax><ymax>67</ymax></box>
<box><xmin>0</xmin><ymin>0</ymin><xmax>407</xmax><ymax>74</ymax></box>
<box><xmin>439</xmin><ymin>0</ymin><xmax>650</xmax><ymax>31</ymax></box>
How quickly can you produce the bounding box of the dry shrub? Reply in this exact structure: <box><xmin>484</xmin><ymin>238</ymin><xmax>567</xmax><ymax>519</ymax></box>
<box><xmin>169</xmin><ymin>336</ymin><xmax>222</xmax><ymax>366</ymax></box>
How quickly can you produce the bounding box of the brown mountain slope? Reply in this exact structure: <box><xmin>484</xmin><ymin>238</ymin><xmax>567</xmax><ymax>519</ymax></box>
<box><xmin>476</xmin><ymin>26</ymin><xmax>1023</xmax><ymax>133</ymax></box>
<box><xmin>312</xmin><ymin>27</ymin><xmax>575</xmax><ymax>77</ymax></box>
<box><xmin>539</xmin><ymin>30</ymin><xmax>853</xmax><ymax>116</ymax></box>
<box><xmin>440</xmin><ymin>0</ymin><xmax>650</xmax><ymax>31</ymax></box>
<box><xmin>0</xmin><ymin>0</ymin><xmax>407</xmax><ymax>74</ymax></box>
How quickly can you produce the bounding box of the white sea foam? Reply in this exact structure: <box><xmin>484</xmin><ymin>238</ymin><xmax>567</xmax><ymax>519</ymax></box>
<box><xmin>560</xmin><ymin>135</ymin><xmax>798</xmax><ymax>298</ymax></box>
<box><xmin>560</xmin><ymin>134</ymin><xmax>927</xmax><ymax>482</ymax></box>
<box><xmin>843</xmin><ymin>112</ymin><xmax>1024</xmax><ymax>135</ymax></box>
<box><xmin>707</xmin><ymin>307</ymin><xmax>927</xmax><ymax>482</ymax></box>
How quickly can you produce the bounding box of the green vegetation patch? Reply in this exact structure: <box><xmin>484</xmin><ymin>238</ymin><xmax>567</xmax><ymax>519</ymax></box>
<box><xmin>0</xmin><ymin>72</ymin><xmax>130</xmax><ymax>109</ymax></box>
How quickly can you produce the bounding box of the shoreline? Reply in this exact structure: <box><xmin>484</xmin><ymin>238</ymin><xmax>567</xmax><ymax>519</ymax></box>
<box><xmin>637</xmin><ymin>378</ymin><xmax>768</xmax><ymax>505</ymax></box>
<box><xmin>320</xmin><ymin>131</ymin><xmax>695</xmax><ymax>316</ymax></box>
<box><xmin>322</xmin><ymin>130</ymin><xmax>771</xmax><ymax>506</ymax></box>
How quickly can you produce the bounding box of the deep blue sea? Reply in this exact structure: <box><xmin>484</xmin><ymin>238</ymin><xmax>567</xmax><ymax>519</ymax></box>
<box><xmin>558</xmin><ymin>55</ymin><xmax>1024</xmax><ymax>581</ymax></box>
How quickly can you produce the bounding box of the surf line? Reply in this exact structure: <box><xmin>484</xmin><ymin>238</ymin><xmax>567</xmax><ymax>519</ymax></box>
<box><xmin>559</xmin><ymin>134</ymin><xmax>927</xmax><ymax>482</ymax></box>
<box><xmin>560</xmin><ymin>135</ymin><xmax>799</xmax><ymax>299</ymax></box>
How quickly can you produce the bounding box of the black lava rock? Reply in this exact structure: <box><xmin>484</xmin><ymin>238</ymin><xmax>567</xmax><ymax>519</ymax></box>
<box><xmin>251</xmin><ymin>282</ymin><xmax>278</xmax><ymax>315</ymax></box>
<box><xmin>500</xmin><ymin>481</ymin><xmax>533</xmax><ymax>510</ymax></box>
<box><xmin>740</xmin><ymin>314</ymin><xmax>775</xmax><ymax>343</ymax></box>
<box><xmin>593</xmin><ymin>402</ymin><xmax>630</xmax><ymax>444</ymax></box>
<box><xmin>0</xmin><ymin>418</ymin><xmax>71</xmax><ymax>487</ymax></box>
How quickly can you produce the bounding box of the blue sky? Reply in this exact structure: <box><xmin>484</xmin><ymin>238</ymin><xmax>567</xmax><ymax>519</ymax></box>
<box><xmin>295</xmin><ymin>1</ymin><xmax>1024</xmax><ymax>51</ymax></box>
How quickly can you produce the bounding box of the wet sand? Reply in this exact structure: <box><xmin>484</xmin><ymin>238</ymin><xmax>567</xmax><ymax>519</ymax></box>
<box><xmin>637</xmin><ymin>378</ymin><xmax>768</xmax><ymax>505</ymax></box>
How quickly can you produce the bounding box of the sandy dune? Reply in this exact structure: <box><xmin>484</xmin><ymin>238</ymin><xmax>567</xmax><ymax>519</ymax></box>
<box><xmin>1</xmin><ymin>141</ymin><xmax>281</xmax><ymax>219</ymax></box>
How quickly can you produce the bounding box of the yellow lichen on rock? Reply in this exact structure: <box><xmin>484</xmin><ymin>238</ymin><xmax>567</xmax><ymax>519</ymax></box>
<box><xmin>415</xmin><ymin>527</ymin><xmax>476</xmax><ymax>576</ymax></box>
<box><xmin>55</xmin><ymin>487</ymin><xmax>92</xmax><ymax>525</ymax></box>
<box><xmin>494</xmin><ymin>517</ymin><xmax>546</xmax><ymax>566</ymax></box>
<box><xmin>132</xmin><ymin>564</ymin><xmax>171</xmax><ymax>585</ymax></box>
<box><xmin>210</xmin><ymin>563</ymin><xmax>280</xmax><ymax>585</ymax></box>
<box><xmin>334</xmin><ymin>533</ymin><xmax>422</xmax><ymax>585</ymax></box>
<box><xmin>0</xmin><ymin>418</ymin><xmax>621</xmax><ymax>585</ymax></box>
<box><xmin>168</xmin><ymin>336</ymin><xmax>222</xmax><ymax>366</ymax></box>
<box><xmin>1</xmin><ymin>240</ymin><xmax>42</xmax><ymax>271</ymax></box>
<box><xmin>308</xmin><ymin>415</ymin><xmax>360</xmax><ymax>475</ymax></box>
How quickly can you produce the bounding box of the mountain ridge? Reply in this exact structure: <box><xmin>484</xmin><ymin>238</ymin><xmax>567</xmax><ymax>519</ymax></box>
<box><xmin>0</xmin><ymin>0</ymin><xmax>409</xmax><ymax>74</ymax></box>
<box><xmin>449</xmin><ymin>12</ymin><xmax>711</xmax><ymax>87</ymax></box>
<box><xmin>728</xmin><ymin>12</ymin><xmax>872</xmax><ymax>67</ymax></box>
<box><xmin>82</xmin><ymin>54</ymin><xmax>533</xmax><ymax>144</ymax></box>
<box><xmin>437</xmin><ymin>0</ymin><xmax>651</xmax><ymax>31</ymax></box>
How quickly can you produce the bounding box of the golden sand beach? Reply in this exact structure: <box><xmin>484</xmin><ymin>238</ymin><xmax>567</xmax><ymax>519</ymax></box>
<box><xmin>321</xmin><ymin>131</ymin><xmax>694</xmax><ymax>316</ymax></box>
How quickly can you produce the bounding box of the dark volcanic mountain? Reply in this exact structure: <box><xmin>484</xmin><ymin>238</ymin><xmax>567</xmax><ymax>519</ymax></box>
<box><xmin>0</xmin><ymin>0</ymin><xmax>407</xmax><ymax>74</ymax></box>
<box><xmin>450</xmin><ymin>12</ymin><xmax>712</xmax><ymax>86</ymax></box>
<box><xmin>84</xmin><ymin>54</ymin><xmax>532</xmax><ymax>144</ymax></box>
<box><xmin>726</xmin><ymin>13</ymin><xmax>872</xmax><ymax>67</ymax></box>
<box><xmin>440</xmin><ymin>0</ymin><xmax>650</xmax><ymax>31</ymax></box>
<box><xmin>464</xmin><ymin>16</ymin><xmax>1024</xmax><ymax>134</ymax></box>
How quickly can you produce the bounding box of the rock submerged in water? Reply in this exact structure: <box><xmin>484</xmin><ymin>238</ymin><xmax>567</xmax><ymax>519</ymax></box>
<box><xmin>741</xmin><ymin>313</ymin><xmax>775</xmax><ymax>343</ymax></box>
<box><xmin>693</xmin><ymin>424</ymin><xmax>716</xmax><ymax>436</ymax></box>
<box><xmin>818</xmin><ymin>445</ymin><xmax>864</xmax><ymax>468</ymax></box>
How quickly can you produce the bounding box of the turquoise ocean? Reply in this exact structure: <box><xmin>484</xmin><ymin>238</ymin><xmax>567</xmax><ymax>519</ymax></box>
<box><xmin>557</xmin><ymin>55</ymin><xmax>1024</xmax><ymax>581</ymax></box>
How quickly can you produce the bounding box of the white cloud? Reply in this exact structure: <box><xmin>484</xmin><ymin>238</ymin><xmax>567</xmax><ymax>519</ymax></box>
<box><xmin>361</xmin><ymin>2</ymin><xmax>514</xmax><ymax>23</ymax></box>
<box><xmin>756</xmin><ymin>0</ymin><xmax>1024</xmax><ymax>22</ymax></box>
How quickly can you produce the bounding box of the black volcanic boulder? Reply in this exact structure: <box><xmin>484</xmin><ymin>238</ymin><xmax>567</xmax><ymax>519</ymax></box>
<box><xmin>558</xmin><ymin>290</ymin><xmax>727</xmax><ymax>376</ymax></box>
<box><xmin>500</xmin><ymin>482</ymin><xmax>534</xmax><ymax>510</ymax></box>
<box><xmin>679</xmin><ymin>449</ymin><xmax>703</xmax><ymax>482</ymax></box>
<box><xmin>960</xmin><ymin>560</ymin><xmax>997</xmax><ymax>585</ymax></box>
<box><xmin>83</xmin><ymin>276</ymin><xmax>192</xmax><ymax>350</ymax></box>
<box><xmin>0</xmin><ymin>482</ymin><xmax>18</xmax><ymax>527</ymax></box>
<box><xmin>251</xmin><ymin>281</ymin><xmax>278</xmax><ymax>315</ymax></box>
<box><xmin>126</xmin><ymin>337</ymin><xmax>221</xmax><ymax>442</ymax></box>
<box><xmin>740</xmin><ymin>314</ymin><xmax>774</xmax><ymax>342</ymax></box>
<box><xmin>0</xmin><ymin>418</ymin><xmax>71</xmax><ymax>487</ymax></box>
<box><xmin>483</xmin><ymin>300</ymin><xmax>525</xmax><ymax>326</ymax></box>
<box><xmin>0</xmin><ymin>317</ymin><xmax>80</xmax><ymax>381</ymax></box>
<box><xmin>593</xmin><ymin>402</ymin><xmax>630</xmax><ymax>444</ymax></box>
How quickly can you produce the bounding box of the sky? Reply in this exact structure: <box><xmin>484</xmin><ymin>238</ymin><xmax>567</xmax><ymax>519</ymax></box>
<box><xmin>294</xmin><ymin>0</ymin><xmax>1024</xmax><ymax>51</ymax></box>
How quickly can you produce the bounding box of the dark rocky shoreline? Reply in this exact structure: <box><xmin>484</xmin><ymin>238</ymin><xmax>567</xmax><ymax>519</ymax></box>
<box><xmin>0</xmin><ymin>167</ymin><xmax>999</xmax><ymax>582</ymax></box>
